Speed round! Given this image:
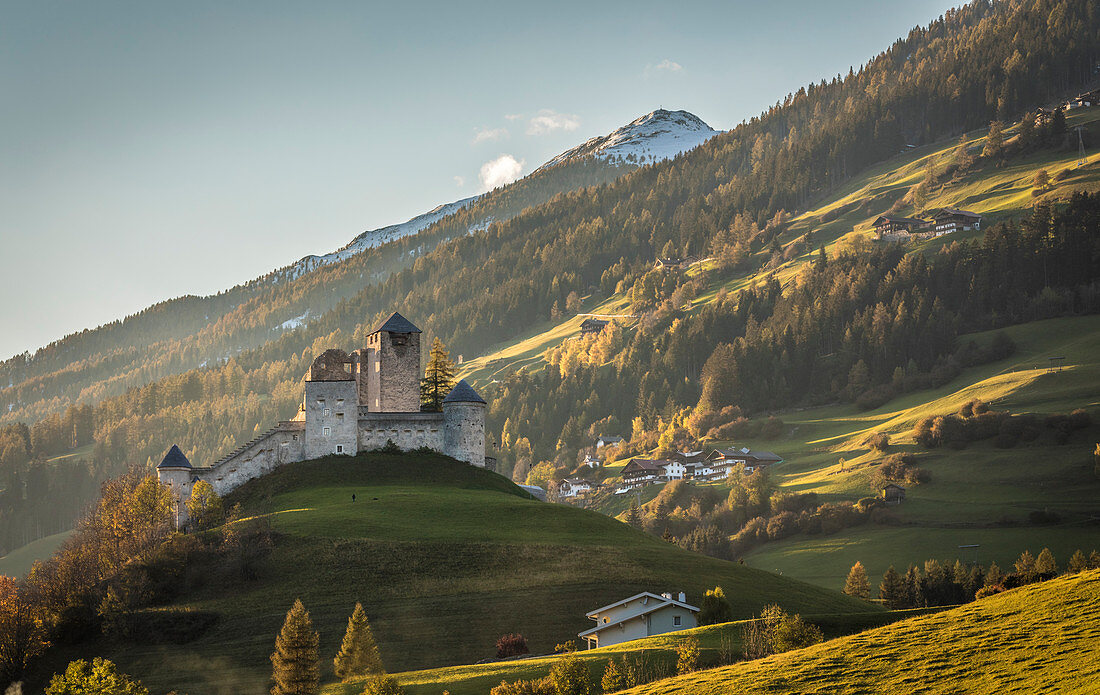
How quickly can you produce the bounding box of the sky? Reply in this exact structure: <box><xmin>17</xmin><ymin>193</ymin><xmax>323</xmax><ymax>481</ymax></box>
<box><xmin>0</xmin><ymin>0</ymin><xmax>958</xmax><ymax>359</ymax></box>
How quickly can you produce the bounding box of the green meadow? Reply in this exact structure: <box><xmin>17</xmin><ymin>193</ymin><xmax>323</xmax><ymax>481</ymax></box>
<box><xmin>45</xmin><ymin>454</ymin><xmax>874</xmax><ymax>695</ymax></box>
<box><xmin>623</xmin><ymin>569</ymin><xmax>1100</xmax><ymax>695</ymax></box>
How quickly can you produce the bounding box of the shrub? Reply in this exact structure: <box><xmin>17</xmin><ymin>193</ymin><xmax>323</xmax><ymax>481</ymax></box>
<box><xmin>496</xmin><ymin>633</ymin><xmax>529</xmax><ymax>659</ymax></box>
<box><xmin>490</xmin><ymin>678</ymin><xmax>554</xmax><ymax>695</ymax></box>
<box><xmin>867</xmin><ymin>432</ymin><xmax>890</xmax><ymax>452</ymax></box>
<box><xmin>45</xmin><ymin>658</ymin><xmax>149</xmax><ymax>695</ymax></box>
<box><xmin>360</xmin><ymin>675</ymin><xmax>405</xmax><ymax>695</ymax></box>
<box><xmin>675</xmin><ymin>637</ymin><xmax>700</xmax><ymax>674</ymax></box>
<box><xmin>548</xmin><ymin>654</ymin><xmax>597</xmax><ymax>695</ymax></box>
<box><xmin>600</xmin><ymin>659</ymin><xmax>625</xmax><ymax>693</ymax></box>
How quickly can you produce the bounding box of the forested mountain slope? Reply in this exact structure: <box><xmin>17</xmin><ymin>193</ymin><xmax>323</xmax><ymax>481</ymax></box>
<box><xmin>1</xmin><ymin>0</ymin><xmax>1098</xmax><ymax>556</ymax></box>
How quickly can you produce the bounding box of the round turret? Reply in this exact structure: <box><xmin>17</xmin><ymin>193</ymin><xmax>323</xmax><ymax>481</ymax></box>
<box><xmin>442</xmin><ymin>380</ymin><xmax>486</xmax><ymax>466</ymax></box>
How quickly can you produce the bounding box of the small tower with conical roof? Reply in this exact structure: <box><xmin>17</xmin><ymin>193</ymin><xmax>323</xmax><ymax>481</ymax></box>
<box><xmin>442</xmin><ymin>379</ymin><xmax>486</xmax><ymax>467</ymax></box>
<box><xmin>157</xmin><ymin>444</ymin><xmax>193</xmax><ymax>528</ymax></box>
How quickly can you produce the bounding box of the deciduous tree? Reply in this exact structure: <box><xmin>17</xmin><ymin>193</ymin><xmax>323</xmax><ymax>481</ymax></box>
<box><xmin>843</xmin><ymin>561</ymin><xmax>871</xmax><ymax>599</ymax></box>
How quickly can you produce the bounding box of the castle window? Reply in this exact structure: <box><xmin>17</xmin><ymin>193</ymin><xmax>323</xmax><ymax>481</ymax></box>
<box><xmin>323</xmin><ymin>408</ymin><xmax>331</xmax><ymax>416</ymax></box>
<box><xmin>323</xmin><ymin>427</ymin><xmax>331</xmax><ymax>437</ymax></box>
<box><xmin>336</xmin><ymin>445</ymin><xmax>344</xmax><ymax>453</ymax></box>
<box><xmin>337</xmin><ymin>413</ymin><xmax>345</xmax><ymax>421</ymax></box>
<box><xmin>336</xmin><ymin>399</ymin><xmax>344</xmax><ymax>406</ymax></box>
<box><xmin>317</xmin><ymin>399</ymin><xmax>325</xmax><ymax>406</ymax></box>
<box><xmin>344</xmin><ymin>363</ymin><xmax>352</xmax><ymax>373</ymax></box>
<box><xmin>293</xmin><ymin>435</ymin><xmax>298</xmax><ymax>441</ymax></box>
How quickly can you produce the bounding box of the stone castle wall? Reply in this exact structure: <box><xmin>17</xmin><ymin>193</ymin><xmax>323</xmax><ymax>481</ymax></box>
<box><xmin>368</xmin><ymin>329</ymin><xmax>421</xmax><ymax>412</ymax></box>
<box><xmin>303</xmin><ymin>379</ymin><xmax>359</xmax><ymax>459</ymax></box>
<box><xmin>359</xmin><ymin>410</ymin><xmax>446</xmax><ymax>451</ymax></box>
<box><xmin>443</xmin><ymin>402</ymin><xmax>485</xmax><ymax>467</ymax></box>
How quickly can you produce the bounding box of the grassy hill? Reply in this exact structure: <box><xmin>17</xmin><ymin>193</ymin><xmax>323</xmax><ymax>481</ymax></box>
<box><xmin>621</xmin><ymin>569</ymin><xmax>1100</xmax><ymax>694</ymax></box>
<box><xmin>0</xmin><ymin>530</ymin><xmax>71</xmax><ymax>579</ymax></box>
<box><xmin>43</xmin><ymin>453</ymin><xmax>875</xmax><ymax>695</ymax></box>
<box><xmin>329</xmin><ymin>608</ymin><xmax>940</xmax><ymax>695</ymax></box>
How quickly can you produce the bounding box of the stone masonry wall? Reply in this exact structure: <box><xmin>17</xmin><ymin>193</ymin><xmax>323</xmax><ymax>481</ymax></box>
<box><xmin>443</xmin><ymin>402</ymin><xmax>486</xmax><ymax>467</ymax></box>
<box><xmin>358</xmin><ymin>411</ymin><xmax>445</xmax><ymax>451</ymax></box>
<box><xmin>304</xmin><ymin>379</ymin><xmax>360</xmax><ymax>459</ymax></box>
<box><xmin>368</xmin><ymin>329</ymin><xmax>421</xmax><ymax>412</ymax></box>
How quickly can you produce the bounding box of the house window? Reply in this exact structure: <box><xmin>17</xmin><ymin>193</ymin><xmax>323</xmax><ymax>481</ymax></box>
<box><xmin>323</xmin><ymin>427</ymin><xmax>331</xmax><ymax>437</ymax></box>
<box><xmin>674</xmin><ymin>615</ymin><xmax>682</xmax><ymax>626</ymax></box>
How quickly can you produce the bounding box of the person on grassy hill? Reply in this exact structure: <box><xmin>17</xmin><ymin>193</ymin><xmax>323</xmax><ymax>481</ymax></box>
<box><xmin>334</xmin><ymin>603</ymin><xmax>385</xmax><ymax>681</ymax></box>
<box><xmin>843</xmin><ymin>561</ymin><xmax>871</xmax><ymax>600</ymax></box>
<box><xmin>271</xmin><ymin>598</ymin><xmax>319</xmax><ymax>695</ymax></box>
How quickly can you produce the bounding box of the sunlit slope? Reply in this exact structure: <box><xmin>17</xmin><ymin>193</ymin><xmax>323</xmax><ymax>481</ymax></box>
<box><xmin>79</xmin><ymin>454</ymin><xmax>874</xmax><ymax>695</ymax></box>
<box><xmin>458</xmin><ymin>109</ymin><xmax>1100</xmax><ymax>391</ymax></box>
<box><xmin>622</xmin><ymin>570</ymin><xmax>1100</xmax><ymax>695</ymax></box>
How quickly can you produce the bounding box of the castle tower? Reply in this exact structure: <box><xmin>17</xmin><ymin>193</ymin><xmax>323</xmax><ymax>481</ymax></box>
<box><xmin>157</xmin><ymin>444</ymin><xmax>194</xmax><ymax>528</ymax></box>
<box><xmin>303</xmin><ymin>349</ymin><xmax>360</xmax><ymax>459</ymax></box>
<box><xmin>442</xmin><ymin>379</ymin><xmax>486</xmax><ymax>467</ymax></box>
<box><xmin>364</xmin><ymin>312</ymin><xmax>422</xmax><ymax>412</ymax></box>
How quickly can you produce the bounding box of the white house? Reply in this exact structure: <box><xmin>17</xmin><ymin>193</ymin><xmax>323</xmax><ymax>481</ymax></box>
<box><xmin>662</xmin><ymin>460</ymin><xmax>689</xmax><ymax>480</ymax></box>
<box><xmin>579</xmin><ymin>591</ymin><xmax>700</xmax><ymax>649</ymax></box>
<box><xmin>583</xmin><ymin>454</ymin><xmax>602</xmax><ymax>469</ymax></box>
<box><xmin>596</xmin><ymin>435</ymin><xmax>625</xmax><ymax>449</ymax></box>
<box><xmin>556</xmin><ymin>478</ymin><xmax>593</xmax><ymax>498</ymax></box>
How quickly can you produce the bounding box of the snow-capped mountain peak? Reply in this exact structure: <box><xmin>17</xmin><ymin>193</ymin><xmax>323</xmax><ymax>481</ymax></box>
<box><xmin>539</xmin><ymin>109</ymin><xmax>719</xmax><ymax>170</ymax></box>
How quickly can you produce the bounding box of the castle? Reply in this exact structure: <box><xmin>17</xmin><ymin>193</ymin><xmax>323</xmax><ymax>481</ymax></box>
<box><xmin>157</xmin><ymin>312</ymin><xmax>486</xmax><ymax>524</ymax></box>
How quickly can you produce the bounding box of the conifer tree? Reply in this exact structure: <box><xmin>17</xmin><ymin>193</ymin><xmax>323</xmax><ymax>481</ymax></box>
<box><xmin>1035</xmin><ymin>548</ymin><xmax>1056</xmax><ymax>576</ymax></box>
<box><xmin>879</xmin><ymin>566</ymin><xmax>906</xmax><ymax>609</ymax></box>
<box><xmin>626</xmin><ymin>497</ymin><xmax>642</xmax><ymax>529</ymax></box>
<box><xmin>982</xmin><ymin>120</ymin><xmax>1005</xmax><ymax>158</ymax></box>
<box><xmin>1014</xmin><ymin>550</ymin><xmax>1037</xmax><ymax>583</ymax></box>
<box><xmin>333</xmin><ymin>603</ymin><xmax>384</xmax><ymax>681</ymax></box>
<box><xmin>985</xmin><ymin>561</ymin><xmax>1003</xmax><ymax>587</ymax></box>
<box><xmin>842</xmin><ymin>561</ymin><xmax>871</xmax><ymax>600</ymax></box>
<box><xmin>419</xmin><ymin>338</ymin><xmax>456</xmax><ymax>412</ymax></box>
<box><xmin>1067</xmin><ymin>549</ymin><xmax>1088</xmax><ymax>574</ymax></box>
<box><xmin>903</xmin><ymin>565</ymin><xmax>924</xmax><ymax>608</ymax></box>
<box><xmin>270</xmin><ymin>599</ymin><xmax>319</xmax><ymax>695</ymax></box>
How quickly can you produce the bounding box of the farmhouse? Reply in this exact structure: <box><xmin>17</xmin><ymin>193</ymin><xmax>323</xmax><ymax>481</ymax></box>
<box><xmin>931</xmin><ymin>208</ymin><xmax>982</xmax><ymax>235</ymax></box>
<box><xmin>873</xmin><ymin>215</ymin><xmax>928</xmax><ymax>240</ymax></box>
<box><xmin>579</xmin><ymin>591</ymin><xmax>699</xmax><ymax>649</ymax></box>
<box><xmin>1066</xmin><ymin>89</ymin><xmax>1099</xmax><ymax>109</ymax></box>
<box><xmin>583</xmin><ymin>453</ymin><xmax>602</xmax><ymax>468</ymax></box>
<box><xmin>621</xmin><ymin>458</ymin><xmax>666</xmax><ymax>488</ymax></box>
<box><xmin>556</xmin><ymin>477</ymin><xmax>593</xmax><ymax>498</ymax></box>
<box><xmin>707</xmin><ymin>447</ymin><xmax>783</xmax><ymax>474</ymax></box>
<box><xmin>580</xmin><ymin>318</ymin><xmax>610</xmax><ymax>335</ymax></box>
<box><xmin>157</xmin><ymin>312</ymin><xmax>486</xmax><ymax>526</ymax></box>
<box><xmin>596</xmin><ymin>435</ymin><xmax>625</xmax><ymax>448</ymax></box>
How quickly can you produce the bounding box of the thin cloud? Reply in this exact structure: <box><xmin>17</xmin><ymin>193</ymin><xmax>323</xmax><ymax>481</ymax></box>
<box><xmin>479</xmin><ymin>154</ymin><xmax>525</xmax><ymax>191</ymax></box>
<box><xmin>526</xmin><ymin>109</ymin><xmax>581</xmax><ymax>136</ymax></box>
<box><xmin>472</xmin><ymin>127</ymin><xmax>509</xmax><ymax>144</ymax></box>
<box><xmin>504</xmin><ymin>113</ymin><xmax>523</xmax><ymax>121</ymax></box>
<box><xmin>645</xmin><ymin>59</ymin><xmax>684</xmax><ymax>78</ymax></box>
<box><xmin>453</xmin><ymin>175</ymin><xmax>465</xmax><ymax>187</ymax></box>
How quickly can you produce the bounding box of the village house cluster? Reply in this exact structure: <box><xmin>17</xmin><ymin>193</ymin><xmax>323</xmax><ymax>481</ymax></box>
<box><xmin>553</xmin><ymin>445</ymin><xmax>784</xmax><ymax>499</ymax></box>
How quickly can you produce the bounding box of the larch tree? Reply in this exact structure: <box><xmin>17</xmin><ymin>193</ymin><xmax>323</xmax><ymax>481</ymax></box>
<box><xmin>333</xmin><ymin>603</ymin><xmax>384</xmax><ymax>681</ymax></box>
<box><xmin>186</xmin><ymin>480</ymin><xmax>223</xmax><ymax>530</ymax></box>
<box><xmin>1035</xmin><ymin>548</ymin><xmax>1057</xmax><ymax>576</ymax></box>
<box><xmin>270</xmin><ymin>599</ymin><xmax>319</xmax><ymax>695</ymax></box>
<box><xmin>843</xmin><ymin>561</ymin><xmax>871</xmax><ymax>599</ymax></box>
<box><xmin>419</xmin><ymin>338</ymin><xmax>456</xmax><ymax>412</ymax></box>
<box><xmin>879</xmin><ymin>566</ymin><xmax>906</xmax><ymax>609</ymax></box>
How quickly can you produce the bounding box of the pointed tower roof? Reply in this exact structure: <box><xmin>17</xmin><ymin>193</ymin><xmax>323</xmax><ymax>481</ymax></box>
<box><xmin>443</xmin><ymin>379</ymin><xmax>486</xmax><ymax>404</ymax></box>
<box><xmin>372</xmin><ymin>311</ymin><xmax>421</xmax><ymax>334</ymax></box>
<box><xmin>157</xmin><ymin>444</ymin><xmax>192</xmax><ymax>469</ymax></box>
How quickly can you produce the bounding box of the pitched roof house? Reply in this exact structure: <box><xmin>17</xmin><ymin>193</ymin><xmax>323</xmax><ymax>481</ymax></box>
<box><xmin>621</xmin><ymin>458</ymin><xmax>667</xmax><ymax>488</ymax></box>
<box><xmin>873</xmin><ymin>215</ymin><xmax>928</xmax><ymax>239</ymax></box>
<box><xmin>580</xmin><ymin>318</ymin><xmax>610</xmax><ymax>335</ymax></box>
<box><xmin>930</xmin><ymin>208</ymin><xmax>982</xmax><ymax>235</ymax></box>
<box><xmin>707</xmin><ymin>447</ymin><xmax>784</xmax><ymax>473</ymax></box>
<box><xmin>579</xmin><ymin>591</ymin><xmax>700</xmax><ymax>649</ymax></box>
<box><xmin>556</xmin><ymin>477</ymin><xmax>593</xmax><ymax>498</ymax></box>
<box><xmin>596</xmin><ymin>435</ymin><xmax>625</xmax><ymax>448</ymax></box>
